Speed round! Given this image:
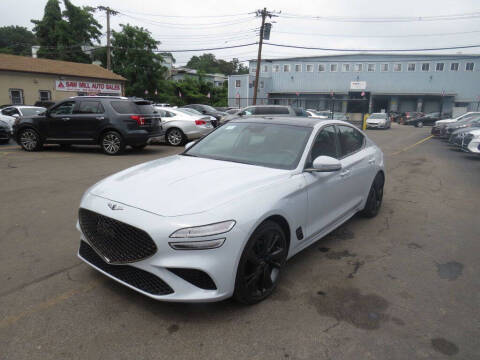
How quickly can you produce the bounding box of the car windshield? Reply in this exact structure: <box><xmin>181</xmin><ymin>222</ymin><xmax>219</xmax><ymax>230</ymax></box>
<box><xmin>178</xmin><ymin>108</ymin><xmax>200</xmax><ymax>115</ymax></box>
<box><xmin>184</xmin><ymin>122</ymin><xmax>312</xmax><ymax>170</ymax></box>
<box><xmin>369</xmin><ymin>114</ymin><xmax>386</xmax><ymax>119</ymax></box>
<box><xmin>21</xmin><ymin>107</ymin><xmax>45</xmax><ymax>116</ymax></box>
<box><xmin>201</xmin><ymin>105</ymin><xmax>217</xmax><ymax>112</ymax></box>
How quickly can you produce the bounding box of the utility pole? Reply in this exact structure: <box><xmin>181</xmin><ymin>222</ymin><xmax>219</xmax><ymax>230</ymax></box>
<box><xmin>97</xmin><ymin>6</ymin><xmax>118</xmax><ymax>70</ymax></box>
<box><xmin>252</xmin><ymin>8</ymin><xmax>277</xmax><ymax>105</ymax></box>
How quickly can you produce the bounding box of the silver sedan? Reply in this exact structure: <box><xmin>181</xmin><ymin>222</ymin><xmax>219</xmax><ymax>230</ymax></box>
<box><xmin>155</xmin><ymin>107</ymin><xmax>214</xmax><ymax>146</ymax></box>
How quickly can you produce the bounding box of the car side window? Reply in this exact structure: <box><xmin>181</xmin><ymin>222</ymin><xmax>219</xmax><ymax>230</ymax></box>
<box><xmin>272</xmin><ymin>107</ymin><xmax>290</xmax><ymax>115</ymax></box>
<box><xmin>307</xmin><ymin>126</ymin><xmax>339</xmax><ymax>167</ymax></box>
<box><xmin>50</xmin><ymin>101</ymin><xmax>76</xmax><ymax>115</ymax></box>
<box><xmin>166</xmin><ymin>111</ymin><xmax>177</xmax><ymax>117</ymax></box>
<box><xmin>243</xmin><ymin>107</ymin><xmax>255</xmax><ymax>115</ymax></box>
<box><xmin>337</xmin><ymin>125</ymin><xmax>364</xmax><ymax>157</ymax></box>
<box><xmin>75</xmin><ymin>101</ymin><xmax>104</xmax><ymax>114</ymax></box>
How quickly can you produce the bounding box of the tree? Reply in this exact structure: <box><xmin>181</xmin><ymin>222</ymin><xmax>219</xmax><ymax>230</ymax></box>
<box><xmin>31</xmin><ymin>0</ymin><xmax>102</xmax><ymax>63</ymax></box>
<box><xmin>109</xmin><ymin>24</ymin><xmax>165</xmax><ymax>97</ymax></box>
<box><xmin>0</xmin><ymin>26</ymin><xmax>38</xmax><ymax>56</ymax></box>
<box><xmin>186</xmin><ymin>53</ymin><xmax>248</xmax><ymax>75</ymax></box>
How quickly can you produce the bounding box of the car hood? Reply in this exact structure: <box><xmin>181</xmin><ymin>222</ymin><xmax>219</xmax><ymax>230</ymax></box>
<box><xmin>89</xmin><ymin>155</ymin><xmax>290</xmax><ymax>217</ymax></box>
<box><xmin>435</xmin><ymin>118</ymin><xmax>456</xmax><ymax>125</ymax></box>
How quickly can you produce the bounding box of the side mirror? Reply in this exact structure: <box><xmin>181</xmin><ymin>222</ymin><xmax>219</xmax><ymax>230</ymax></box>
<box><xmin>306</xmin><ymin>156</ymin><xmax>342</xmax><ymax>172</ymax></box>
<box><xmin>12</xmin><ymin>113</ymin><xmax>20</xmax><ymax>118</ymax></box>
<box><xmin>185</xmin><ymin>141</ymin><xmax>196</xmax><ymax>150</ymax></box>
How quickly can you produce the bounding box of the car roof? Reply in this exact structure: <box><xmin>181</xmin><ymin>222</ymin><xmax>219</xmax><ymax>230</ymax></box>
<box><xmin>230</xmin><ymin>116</ymin><xmax>329</xmax><ymax>127</ymax></box>
<box><xmin>9</xmin><ymin>106</ymin><xmax>45</xmax><ymax>109</ymax></box>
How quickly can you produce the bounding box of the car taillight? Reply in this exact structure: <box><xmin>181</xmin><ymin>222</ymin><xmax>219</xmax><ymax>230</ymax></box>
<box><xmin>195</xmin><ymin>120</ymin><xmax>206</xmax><ymax>125</ymax></box>
<box><xmin>130</xmin><ymin>115</ymin><xmax>145</xmax><ymax>126</ymax></box>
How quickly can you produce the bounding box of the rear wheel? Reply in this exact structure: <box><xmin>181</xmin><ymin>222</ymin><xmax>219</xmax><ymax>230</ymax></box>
<box><xmin>360</xmin><ymin>173</ymin><xmax>384</xmax><ymax>218</ymax></box>
<box><xmin>101</xmin><ymin>131</ymin><xmax>125</xmax><ymax>155</ymax></box>
<box><xmin>18</xmin><ymin>128</ymin><xmax>42</xmax><ymax>151</ymax></box>
<box><xmin>234</xmin><ymin>221</ymin><xmax>288</xmax><ymax>304</ymax></box>
<box><xmin>416</xmin><ymin>121</ymin><xmax>424</xmax><ymax>128</ymax></box>
<box><xmin>166</xmin><ymin>128</ymin><xmax>186</xmax><ymax>146</ymax></box>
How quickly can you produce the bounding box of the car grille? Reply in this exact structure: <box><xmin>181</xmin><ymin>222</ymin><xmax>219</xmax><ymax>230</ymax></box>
<box><xmin>79</xmin><ymin>241</ymin><xmax>173</xmax><ymax>295</ymax></box>
<box><xmin>78</xmin><ymin>208</ymin><xmax>157</xmax><ymax>264</ymax></box>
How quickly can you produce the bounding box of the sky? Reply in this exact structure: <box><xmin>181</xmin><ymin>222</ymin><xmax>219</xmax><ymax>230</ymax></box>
<box><xmin>1</xmin><ymin>0</ymin><xmax>480</xmax><ymax>66</ymax></box>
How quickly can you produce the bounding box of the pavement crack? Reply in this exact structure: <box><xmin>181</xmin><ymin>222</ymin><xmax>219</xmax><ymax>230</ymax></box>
<box><xmin>323</xmin><ymin>321</ymin><xmax>340</xmax><ymax>333</ymax></box>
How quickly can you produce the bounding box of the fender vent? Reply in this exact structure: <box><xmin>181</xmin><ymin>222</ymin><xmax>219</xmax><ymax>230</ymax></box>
<box><xmin>296</xmin><ymin>227</ymin><xmax>304</xmax><ymax>240</ymax></box>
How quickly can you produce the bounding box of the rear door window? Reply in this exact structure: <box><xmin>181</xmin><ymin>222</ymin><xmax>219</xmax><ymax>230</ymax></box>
<box><xmin>272</xmin><ymin>107</ymin><xmax>290</xmax><ymax>115</ymax></box>
<box><xmin>337</xmin><ymin>125</ymin><xmax>364</xmax><ymax>157</ymax></box>
<box><xmin>75</xmin><ymin>101</ymin><xmax>104</xmax><ymax>114</ymax></box>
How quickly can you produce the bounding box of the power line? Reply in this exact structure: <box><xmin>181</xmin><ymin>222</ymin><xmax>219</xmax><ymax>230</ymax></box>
<box><xmin>113</xmin><ymin>8</ymin><xmax>251</xmax><ymax>18</ymax></box>
<box><xmin>274</xmin><ymin>29</ymin><xmax>480</xmax><ymax>39</ymax></box>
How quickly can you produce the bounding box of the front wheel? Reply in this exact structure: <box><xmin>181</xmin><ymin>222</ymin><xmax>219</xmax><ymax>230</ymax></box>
<box><xmin>234</xmin><ymin>221</ymin><xmax>288</xmax><ymax>304</ymax></box>
<box><xmin>18</xmin><ymin>128</ymin><xmax>42</xmax><ymax>151</ymax></box>
<box><xmin>101</xmin><ymin>131</ymin><xmax>125</xmax><ymax>155</ymax></box>
<box><xmin>166</xmin><ymin>128</ymin><xmax>186</xmax><ymax>146</ymax></box>
<box><xmin>416</xmin><ymin>121</ymin><xmax>424</xmax><ymax>128</ymax></box>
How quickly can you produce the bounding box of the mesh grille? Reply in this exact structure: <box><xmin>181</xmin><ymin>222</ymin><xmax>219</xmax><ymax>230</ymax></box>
<box><xmin>79</xmin><ymin>241</ymin><xmax>173</xmax><ymax>295</ymax></box>
<box><xmin>79</xmin><ymin>208</ymin><xmax>157</xmax><ymax>264</ymax></box>
<box><xmin>167</xmin><ymin>268</ymin><xmax>217</xmax><ymax>290</ymax></box>
<box><xmin>463</xmin><ymin>134</ymin><xmax>474</xmax><ymax>147</ymax></box>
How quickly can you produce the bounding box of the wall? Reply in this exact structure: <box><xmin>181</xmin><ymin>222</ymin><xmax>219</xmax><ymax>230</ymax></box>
<box><xmin>0</xmin><ymin>71</ymin><xmax>124</xmax><ymax>105</ymax></box>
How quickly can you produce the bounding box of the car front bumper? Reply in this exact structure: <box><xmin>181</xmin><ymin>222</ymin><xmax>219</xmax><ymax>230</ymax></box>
<box><xmin>366</xmin><ymin>122</ymin><xmax>387</xmax><ymax>128</ymax></box>
<box><xmin>77</xmin><ymin>193</ymin><xmax>248</xmax><ymax>302</ymax></box>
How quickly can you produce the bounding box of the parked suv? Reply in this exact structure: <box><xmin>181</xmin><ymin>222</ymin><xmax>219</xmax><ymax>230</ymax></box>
<box><xmin>14</xmin><ymin>96</ymin><xmax>163</xmax><ymax>155</ymax></box>
<box><xmin>222</xmin><ymin>105</ymin><xmax>308</xmax><ymax>122</ymax></box>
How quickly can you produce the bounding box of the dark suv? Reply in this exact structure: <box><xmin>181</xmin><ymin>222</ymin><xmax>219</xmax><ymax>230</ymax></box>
<box><xmin>14</xmin><ymin>96</ymin><xmax>163</xmax><ymax>155</ymax></box>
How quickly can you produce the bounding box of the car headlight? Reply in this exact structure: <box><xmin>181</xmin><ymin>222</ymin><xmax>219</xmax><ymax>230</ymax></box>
<box><xmin>169</xmin><ymin>220</ymin><xmax>236</xmax><ymax>238</ymax></box>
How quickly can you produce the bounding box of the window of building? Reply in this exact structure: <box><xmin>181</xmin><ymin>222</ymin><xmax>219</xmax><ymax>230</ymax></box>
<box><xmin>421</xmin><ymin>63</ymin><xmax>430</xmax><ymax>71</ymax></box>
<box><xmin>39</xmin><ymin>90</ymin><xmax>51</xmax><ymax>101</ymax></box>
<box><xmin>436</xmin><ymin>63</ymin><xmax>444</xmax><ymax>71</ymax></box>
<box><xmin>342</xmin><ymin>64</ymin><xmax>350</xmax><ymax>72</ymax></box>
<box><xmin>381</xmin><ymin>63</ymin><xmax>389</xmax><ymax>72</ymax></box>
<box><xmin>250</xmin><ymin>67</ymin><xmax>256</xmax><ymax>73</ymax></box>
<box><xmin>367</xmin><ymin>64</ymin><xmax>375</xmax><ymax>72</ymax></box>
<box><xmin>408</xmin><ymin>63</ymin><xmax>416</xmax><ymax>72</ymax></box>
<box><xmin>263</xmin><ymin>65</ymin><xmax>268</xmax><ymax>72</ymax></box>
<box><xmin>260</xmin><ymin>80</ymin><xmax>264</xmax><ymax>89</ymax></box>
<box><xmin>235</xmin><ymin>80</ymin><xmax>241</xmax><ymax>87</ymax></box>
<box><xmin>295</xmin><ymin>64</ymin><xmax>301</xmax><ymax>72</ymax></box>
<box><xmin>465</xmin><ymin>62</ymin><xmax>475</xmax><ymax>71</ymax></box>
<box><xmin>450</xmin><ymin>63</ymin><xmax>459</xmax><ymax>71</ymax></box>
<box><xmin>9</xmin><ymin>89</ymin><xmax>24</xmax><ymax>105</ymax></box>
<box><xmin>393</xmin><ymin>63</ymin><xmax>402</xmax><ymax>72</ymax></box>
<box><xmin>283</xmin><ymin>64</ymin><xmax>291</xmax><ymax>72</ymax></box>
<box><xmin>273</xmin><ymin>64</ymin><xmax>280</xmax><ymax>72</ymax></box>
<box><xmin>318</xmin><ymin>64</ymin><xmax>326</xmax><ymax>72</ymax></box>
<box><xmin>330</xmin><ymin>64</ymin><xmax>338</xmax><ymax>72</ymax></box>
<box><xmin>306</xmin><ymin>64</ymin><xmax>314</xmax><ymax>72</ymax></box>
<box><xmin>354</xmin><ymin>64</ymin><xmax>363</xmax><ymax>72</ymax></box>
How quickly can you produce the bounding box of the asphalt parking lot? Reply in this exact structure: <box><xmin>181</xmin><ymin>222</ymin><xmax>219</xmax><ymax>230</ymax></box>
<box><xmin>1</xmin><ymin>124</ymin><xmax>479</xmax><ymax>359</ymax></box>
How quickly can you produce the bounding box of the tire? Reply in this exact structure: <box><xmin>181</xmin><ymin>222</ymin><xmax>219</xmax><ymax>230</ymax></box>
<box><xmin>360</xmin><ymin>173</ymin><xmax>384</xmax><ymax>218</ymax></box>
<box><xmin>18</xmin><ymin>128</ymin><xmax>42</xmax><ymax>151</ymax></box>
<box><xmin>416</xmin><ymin>121</ymin><xmax>424</xmax><ymax>128</ymax></box>
<box><xmin>166</xmin><ymin>128</ymin><xmax>186</xmax><ymax>146</ymax></box>
<box><xmin>131</xmin><ymin>144</ymin><xmax>147</xmax><ymax>150</ymax></box>
<box><xmin>234</xmin><ymin>220</ymin><xmax>288</xmax><ymax>305</ymax></box>
<box><xmin>100</xmin><ymin>131</ymin><xmax>125</xmax><ymax>155</ymax></box>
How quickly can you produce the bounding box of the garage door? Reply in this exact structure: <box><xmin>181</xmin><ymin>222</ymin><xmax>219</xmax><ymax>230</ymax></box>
<box><xmin>423</xmin><ymin>100</ymin><xmax>441</xmax><ymax>113</ymax></box>
<box><xmin>399</xmin><ymin>99</ymin><xmax>416</xmax><ymax>112</ymax></box>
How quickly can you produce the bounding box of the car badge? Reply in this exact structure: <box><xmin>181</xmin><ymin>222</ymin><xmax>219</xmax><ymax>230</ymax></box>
<box><xmin>108</xmin><ymin>202</ymin><xmax>123</xmax><ymax>211</ymax></box>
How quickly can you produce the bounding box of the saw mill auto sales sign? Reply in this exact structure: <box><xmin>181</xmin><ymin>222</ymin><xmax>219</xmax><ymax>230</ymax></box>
<box><xmin>55</xmin><ymin>80</ymin><xmax>122</xmax><ymax>94</ymax></box>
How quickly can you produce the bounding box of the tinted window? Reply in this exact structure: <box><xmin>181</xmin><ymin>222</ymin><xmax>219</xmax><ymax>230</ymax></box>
<box><xmin>111</xmin><ymin>101</ymin><xmax>136</xmax><ymax>114</ymax></box>
<box><xmin>75</xmin><ymin>101</ymin><xmax>104</xmax><ymax>114</ymax></box>
<box><xmin>338</xmin><ymin>125</ymin><xmax>364</xmax><ymax>157</ymax></box>
<box><xmin>135</xmin><ymin>101</ymin><xmax>156</xmax><ymax>115</ymax></box>
<box><xmin>293</xmin><ymin>107</ymin><xmax>308</xmax><ymax>116</ymax></box>
<box><xmin>2</xmin><ymin>107</ymin><xmax>19</xmax><ymax>116</ymax></box>
<box><xmin>308</xmin><ymin>126</ymin><xmax>338</xmax><ymax>166</ymax></box>
<box><xmin>185</xmin><ymin>122</ymin><xmax>312</xmax><ymax>170</ymax></box>
<box><xmin>271</xmin><ymin>107</ymin><xmax>290</xmax><ymax>115</ymax></box>
<box><xmin>50</xmin><ymin>101</ymin><xmax>75</xmax><ymax>115</ymax></box>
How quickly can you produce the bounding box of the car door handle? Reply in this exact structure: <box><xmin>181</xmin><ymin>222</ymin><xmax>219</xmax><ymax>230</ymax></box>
<box><xmin>368</xmin><ymin>158</ymin><xmax>375</xmax><ymax>164</ymax></box>
<box><xmin>62</xmin><ymin>117</ymin><xmax>71</xmax><ymax>121</ymax></box>
<box><xmin>96</xmin><ymin>116</ymin><xmax>105</xmax><ymax>120</ymax></box>
<box><xmin>340</xmin><ymin>170</ymin><xmax>350</xmax><ymax>177</ymax></box>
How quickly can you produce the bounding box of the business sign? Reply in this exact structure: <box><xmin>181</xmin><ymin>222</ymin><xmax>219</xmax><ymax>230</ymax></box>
<box><xmin>55</xmin><ymin>80</ymin><xmax>122</xmax><ymax>94</ymax></box>
<box><xmin>350</xmin><ymin>81</ymin><xmax>367</xmax><ymax>90</ymax></box>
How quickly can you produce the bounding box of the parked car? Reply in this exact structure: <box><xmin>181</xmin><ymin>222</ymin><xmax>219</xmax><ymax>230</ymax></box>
<box><xmin>14</xmin><ymin>96</ymin><xmax>163</xmax><ymax>155</ymax></box>
<box><xmin>222</xmin><ymin>105</ymin><xmax>309</xmax><ymax>122</ymax></box>
<box><xmin>388</xmin><ymin>111</ymin><xmax>402</xmax><ymax>123</ymax></box>
<box><xmin>155</xmin><ymin>107</ymin><xmax>214</xmax><ymax>146</ymax></box>
<box><xmin>448</xmin><ymin>125</ymin><xmax>480</xmax><ymax>147</ymax></box>
<box><xmin>0</xmin><ymin>113</ymin><xmax>15</xmax><ymax>129</ymax></box>
<box><xmin>460</xmin><ymin>129</ymin><xmax>480</xmax><ymax>154</ymax></box>
<box><xmin>398</xmin><ymin>112</ymin><xmax>423</xmax><ymax>125</ymax></box>
<box><xmin>443</xmin><ymin>115</ymin><xmax>480</xmax><ymax>138</ymax></box>
<box><xmin>306</xmin><ymin>110</ymin><xmax>328</xmax><ymax>119</ymax></box>
<box><xmin>1</xmin><ymin>105</ymin><xmax>46</xmax><ymax>118</ymax></box>
<box><xmin>332</xmin><ymin>113</ymin><xmax>349</xmax><ymax>121</ymax></box>
<box><xmin>34</xmin><ymin>100</ymin><xmax>56</xmax><ymax>109</ymax></box>
<box><xmin>432</xmin><ymin>112</ymin><xmax>480</xmax><ymax>136</ymax></box>
<box><xmin>366</xmin><ymin>113</ymin><xmax>391</xmax><ymax>129</ymax></box>
<box><xmin>77</xmin><ymin>116</ymin><xmax>385</xmax><ymax>304</ymax></box>
<box><xmin>0</xmin><ymin>119</ymin><xmax>12</xmax><ymax>144</ymax></box>
<box><xmin>406</xmin><ymin>112</ymin><xmax>442</xmax><ymax>127</ymax></box>
<box><xmin>178</xmin><ymin>107</ymin><xmax>217</xmax><ymax>123</ymax></box>
<box><xmin>215</xmin><ymin>106</ymin><xmax>235</xmax><ymax>112</ymax></box>
<box><xmin>181</xmin><ymin>104</ymin><xmax>226</xmax><ymax>126</ymax></box>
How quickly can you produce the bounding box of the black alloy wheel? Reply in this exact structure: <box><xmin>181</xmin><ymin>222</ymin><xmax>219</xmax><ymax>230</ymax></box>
<box><xmin>18</xmin><ymin>128</ymin><xmax>42</xmax><ymax>151</ymax></box>
<box><xmin>234</xmin><ymin>221</ymin><xmax>288</xmax><ymax>304</ymax></box>
<box><xmin>101</xmin><ymin>131</ymin><xmax>125</xmax><ymax>155</ymax></box>
<box><xmin>360</xmin><ymin>174</ymin><xmax>384</xmax><ymax>218</ymax></box>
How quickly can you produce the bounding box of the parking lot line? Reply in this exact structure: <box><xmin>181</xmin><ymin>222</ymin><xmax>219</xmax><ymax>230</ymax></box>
<box><xmin>391</xmin><ymin>135</ymin><xmax>433</xmax><ymax>156</ymax></box>
<box><xmin>0</xmin><ymin>280</ymin><xmax>99</xmax><ymax>329</ymax></box>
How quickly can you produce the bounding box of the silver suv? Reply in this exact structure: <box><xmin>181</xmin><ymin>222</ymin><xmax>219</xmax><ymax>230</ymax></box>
<box><xmin>222</xmin><ymin>105</ymin><xmax>308</xmax><ymax>122</ymax></box>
